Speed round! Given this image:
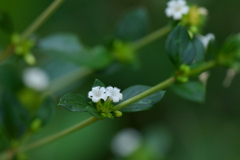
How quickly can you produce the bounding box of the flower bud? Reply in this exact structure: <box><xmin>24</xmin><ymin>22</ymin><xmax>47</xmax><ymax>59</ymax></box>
<box><xmin>114</xmin><ymin>111</ymin><xmax>123</xmax><ymax>117</ymax></box>
<box><xmin>24</xmin><ymin>53</ymin><xmax>36</xmax><ymax>65</ymax></box>
<box><xmin>30</xmin><ymin>118</ymin><xmax>42</xmax><ymax>132</ymax></box>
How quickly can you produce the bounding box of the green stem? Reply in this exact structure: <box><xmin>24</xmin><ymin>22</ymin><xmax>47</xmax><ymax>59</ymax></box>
<box><xmin>0</xmin><ymin>0</ymin><xmax>65</xmax><ymax>63</ymax></box>
<box><xmin>18</xmin><ymin>117</ymin><xmax>99</xmax><ymax>153</ymax></box>
<box><xmin>0</xmin><ymin>45</ymin><xmax>14</xmax><ymax>63</ymax></box>
<box><xmin>113</xmin><ymin>77</ymin><xmax>175</xmax><ymax>111</ymax></box>
<box><xmin>2</xmin><ymin>60</ymin><xmax>218</xmax><ymax>156</ymax></box>
<box><xmin>186</xmin><ymin>60</ymin><xmax>218</xmax><ymax>76</ymax></box>
<box><xmin>20</xmin><ymin>0</ymin><xmax>65</xmax><ymax>42</ymax></box>
<box><xmin>2</xmin><ymin>60</ymin><xmax>219</xmax><ymax>157</ymax></box>
<box><xmin>132</xmin><ymin>25</ymin><xmax>171</xmax><ymax>50</ymax></box>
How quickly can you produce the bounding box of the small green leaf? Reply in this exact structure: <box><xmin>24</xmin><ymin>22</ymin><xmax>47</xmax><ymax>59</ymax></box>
<box><xmin>58</xmin><ymin>93</ymin><xmax>91</xmax><ymax>112</ymax></box>
<box><xmin>36</xmin><ymin>96</ymin><xmax>56</xmax><ymax>126</ymax></box>
<box><xmin>92</xmin><ymin>79</ymin><xmax>105</xmax><ymax>88</ymax></box>
<box><xmin>0</xmin><ymin>10</ymin><xmax>14</xmax><ymax>34</ymax></box>
<box><xmin>38</xmin><ymin>33</ymin><xmax>113</xmax><ymax>69</ymax></box>
<box><xmin>119</xmin><ymin>85</ymin><xmax>165</xmax><ymax>112</ymax></box>
<box><xmin>85</xmin><ymin>106</ymin><xmax>104</xmax><ymax>119</ymax></box>
<box><xmin>166</xmin><ymin>25</ymin><xmax>196</xmax><ymax>68</ymax></box>
<box><xmin>193</xmin><ymin>36</ymin><xmax>205</xmax><ymax>62</ymax></box>
<box><xmin>0</xmin><ymin>91</ymin><xmax>30</xmax><ymax>139</ymax></box>
<box><xmin>116</xmin><ymin>7</ymin><xmax>150</xmax><ymax>41</ymax></box>
<box><xmin>171</xmin><ymin>81</ymin><xmax>205</xmax><ymax>103</ymax></box>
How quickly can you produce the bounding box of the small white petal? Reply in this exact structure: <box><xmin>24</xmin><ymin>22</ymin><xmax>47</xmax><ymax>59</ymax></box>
<box><xmin>178</xmin><ymin>0</ymin><xmax>186</xmax><ymax>6</ymax></box>
<box><xmin>88</xmin><ymin>91</ymin><xmax>94</xmax><ymax>98</ymax></box>
<box><xmin>92</xmin><ymin>97</ymin><xmax>100</xmax><ymax>103</ymax></box>
<box><xmin>165</xmin><ymin>8</ymin><xmax>173</xmax><ymax>17</ymax></box>
<box><xmin>197</xmin><ymin>33</ymin><xmax>215</xmax><ymax>49</ymax></box>
<box><xmin>181</xmin><ymin>6</ymin><xmax>189</xmax><ymax>14</ymax></box>
<box><xmin>173</xmin><ymin>12</ymin><xmax>182</xmax><ymax>20</ymax></box>
<box><xmin>119</xmin><ymin>93</ymin><xmax>123</xmax><ymax>100</ymax></box>
<box><xmin>112</xmin><ymin>97</ymin><xmax>120</xmax><ymax>103</ymax></box>
<box><xmin>101</xmin><ymin>94</ymin><xmax>108</xmax><ymax>101</ymax></box>
<box><xmin>167</xmin><ymin>1</ymin><xmax>175</xmax><ymax>7</ymax></box>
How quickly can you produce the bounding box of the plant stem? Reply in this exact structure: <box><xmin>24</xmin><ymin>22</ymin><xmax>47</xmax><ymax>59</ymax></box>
<box><xmin>11</xmin><ymin>59</ymin><xmax>219</xmax><ymax>154</ymax></box>
<box><xmin>132</xmin><ymin>25</ymin><xmax>171</xmax><ymax>50</ymax></box>
<box><xmin>0</xmin><ymin>45</ymin><xmax>14</xmax><ymax>63</ymax></box>
<box><xmin>21</xmin><ymin>0</ymin><xmax>65</xmax><ymax>42</ymax></box>
<box><xmin>187</xmin><ymin>60</ymin><xmax>218</xmax><ymax>76</ymax></box>
<box><xmin>0</xmin><ymin>0</ymin><xmax>65</xmax><ymax>63</ymax></box>
<box><xmin>113</xmin><ymin>77</ymin><xmax>175</xmax><ymax>111</ymax></box>
<box><xmin>18</xmin><ymin>117</ymin><xmax>99</xmax><ymax>153</ymax></box>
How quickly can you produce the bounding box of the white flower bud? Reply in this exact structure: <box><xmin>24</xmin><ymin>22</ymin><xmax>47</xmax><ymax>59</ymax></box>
<box><xmin>23</xmin><ymin>67</ymin><xmax>50</xmax><ymax>91</ymax></box>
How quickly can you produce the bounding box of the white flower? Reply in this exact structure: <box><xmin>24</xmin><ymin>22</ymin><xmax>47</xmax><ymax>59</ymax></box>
<box><xmin>165</xmin><ymin>0</ymin><xmax>189</xmax><ymax>20</ymax></box>
<box><xmin>111</xmin><ymin>128</ymin><xmax>142</xmax><ymax>157</ymax></box>
<box><xmin>197</xmin><ymin>33</ymin><xmax>215</xmax><ymax>49</ymax></box>
<box><xmin>198</xmin><ymin>7</ymin><xmax>208</xmax><ymax>16</ymax></box>
<box><xmin>88</xmin><ymin>86</ymin><xmax>108</xmax><ymax>102</ymax></box>
<box><xmin>106</xmin><ymin>86</ymin><xmax>123</xmax><ymax>103</ymax></box>
<box><xmin>23</xmin><ymin>67</ymin><xmax>49</xmax><ymax>91</ymax></box>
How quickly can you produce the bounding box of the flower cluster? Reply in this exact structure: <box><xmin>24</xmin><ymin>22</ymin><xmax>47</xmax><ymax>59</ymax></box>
<box><xmin>165</xmin><ymin>0</ymin><xmax>189</xmax><ymax>20</ymax></box>
<box><xmin>88</xmin><ymin>86</ymin><xmax>123</xmax><ymax>103</ymax></box>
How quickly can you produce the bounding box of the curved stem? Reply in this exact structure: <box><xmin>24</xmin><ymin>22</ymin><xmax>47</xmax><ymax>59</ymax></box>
<box><xmin>132</xmin><ymin>25</ymin><xmax>171</xmax><ymax>50</ymax></box>
<box><xmin>113</xmin><ymin>77</ymin><xmax>175</xmax><ymax>111</ymax></box>
<box><xmin>18</xmin><ymin>117</ymin><xmax>99</xmax><ymax>153</ymax></box>
<box><xmin>0</xmin><ymin>0</ymin><xmax>65</xmax><ymax>63</ymax></box>
<box><xmin>20</xmin><ymin>0</ymin><xmax>65</xmax><ymax>42</ymax></box>
<box><xmin>10</xmin><ymin>59</ymin><xmax>219</xmax><ymax>154</ymax></box>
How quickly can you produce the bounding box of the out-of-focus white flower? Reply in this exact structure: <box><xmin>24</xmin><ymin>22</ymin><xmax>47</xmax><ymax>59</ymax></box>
<box><xmin>165</xmin><ymin>0</ymin><xmax>189</xmax><ymax>20</ymax></box>
<box><xmin>23</xmin><ymin>67</ymin><xmax>49</xmax><ymax>91</ymax></box>
<box><xmin>106</xmin><ymin>86</ymin><xmax>123</xmax><ymax>103</ymax></box>
<box><xmin>198</xmin><ymin>7</ymin><xmax>208</xmax><ymax>16</ymax></box>
<box><xmin>111</xmin><ymin>128</ymin><xmax>142</xmax><ymax>157</ymax></box>
<box><xmin>88</xmin><ymin>86</ymin><xmax>107</xmax><ymax>102</ymax></box>
<box><xmin>223</xmin><ymin>68</ymin><xmax>237</xmax><ymax>88</ymax></box>
<box><xmin>199</xmin><ymin>71</ymin><xmax>210</xmax><ymax>87</ymax></box>
<box><xmin>197</xmin><ymin>33</ymin><xmax>215</xmax><ymax>49</ymax></box>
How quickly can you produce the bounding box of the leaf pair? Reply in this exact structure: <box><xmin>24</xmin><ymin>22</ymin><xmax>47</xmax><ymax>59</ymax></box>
<box><xmin>166</xmin><ymin>24</ymin><xmax>205</xmax><ymax>68</ymax></box>
<box><xmin>59</xmin><ymin>79</ymin><xmax>166</xmax><ymax>117</ymax></box>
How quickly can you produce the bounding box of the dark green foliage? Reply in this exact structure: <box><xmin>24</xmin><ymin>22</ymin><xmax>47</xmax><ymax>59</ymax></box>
<box><xmin>0</xmin><ymin>91</ymin><xmax>30</xmax><ymax>139</ymax></box>
<box><xmin>119</xmin><ymin>85</ymin><xmax>165</xmax><ymax>112</ymax></box>
<box><xmin>58</xmin><ymin>93</ymin><xmax>91</xmax><ymax>112</ymax></box>
<box><xmin>171</xmin><ymin>81</ymin><xmax>205</xmax><ymax>103</ymax></box>
<box><xmin>166</xmin><ymin>25</ymin><xmax>196</xmax><ymax>68</ymax></box>
<box><xmin>116</xmin><ymin>7</ymin><xmax>150</xmax><ymax>41</ymax></box>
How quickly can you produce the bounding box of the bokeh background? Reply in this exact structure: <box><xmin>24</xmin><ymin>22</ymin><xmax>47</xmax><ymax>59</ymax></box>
<box><xmin>1</xmin><ymin>0</ymin><xmax>240</xmax><ymax>160</ymax></box>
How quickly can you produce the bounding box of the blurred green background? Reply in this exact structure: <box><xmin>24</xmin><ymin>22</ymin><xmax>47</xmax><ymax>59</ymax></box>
<box><xmin>1</xmin><ymin>0</ymin><xmax>240</xmax><ymax>160</ymax></box>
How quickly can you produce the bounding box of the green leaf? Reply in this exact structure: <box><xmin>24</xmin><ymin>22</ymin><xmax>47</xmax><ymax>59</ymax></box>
<box><xmin>0</xmin><ymin>63</ymin><xmax>23</xmax><ymax>91</ymax></box>
<box><xmin>166</xmin><ymin>25</ymin><xmax>196</xmax><ymax>68</ymax></box>
<box><xmin>58</xmin><ymin>93</ymin><xmax>91</xmax><ymax>112</ymax></box>
<box><xmin>36</xmin><ymin>96</ymin><xmax>56</xmax><ymax>126</ymax></box>
<box><xmin>171</xmin><ymin>81</ymin><xmax>205</xmax><ymax>103</ymax></box>
<box><xmin>119</xmin><ymin>85</ymin><xmax>165</xmax><ymax>112</ymax></box>
<box><xmin>85</xmin><ymin>106</ymin><xmax>104</xmax><ymax>119</ymax></box>
<box><xmin>193</xmin><ymin>36</ymin><xmax>205</xmax><ymax>62</ymax></box>
<box><xmin>0</xmin><ymin>10</ymin><xmax>14</xmax><ymax>34</ymax></box>
<box><xmin>0</xmin><ymin>91</ymin><xmax>30</xmax><ymax>139</ymax></box>
<box><xmin>38</xmin><ymin>33</ymin><xmax>113</xmax><ymax>69</ymax></box>
<box><xmin>116</xmin><ymin>7</ymin><xmax>150</xmax><ymax>41</ymax></box>
<box><xmin>220</xmin><ymin>34</ymin><xmax>240</xmax><ymax>58</ymax></box>
<box><xmin>92</xmin><ymin>79</ymin><xmax>105</xmax><ymax>88</ymax></box>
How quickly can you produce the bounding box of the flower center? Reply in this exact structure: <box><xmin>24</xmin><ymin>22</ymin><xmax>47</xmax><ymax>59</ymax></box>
<box><xmin>174</xmin><ymin>5</ymin><xmax>182</xmax><ymax>12</ymax></box>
